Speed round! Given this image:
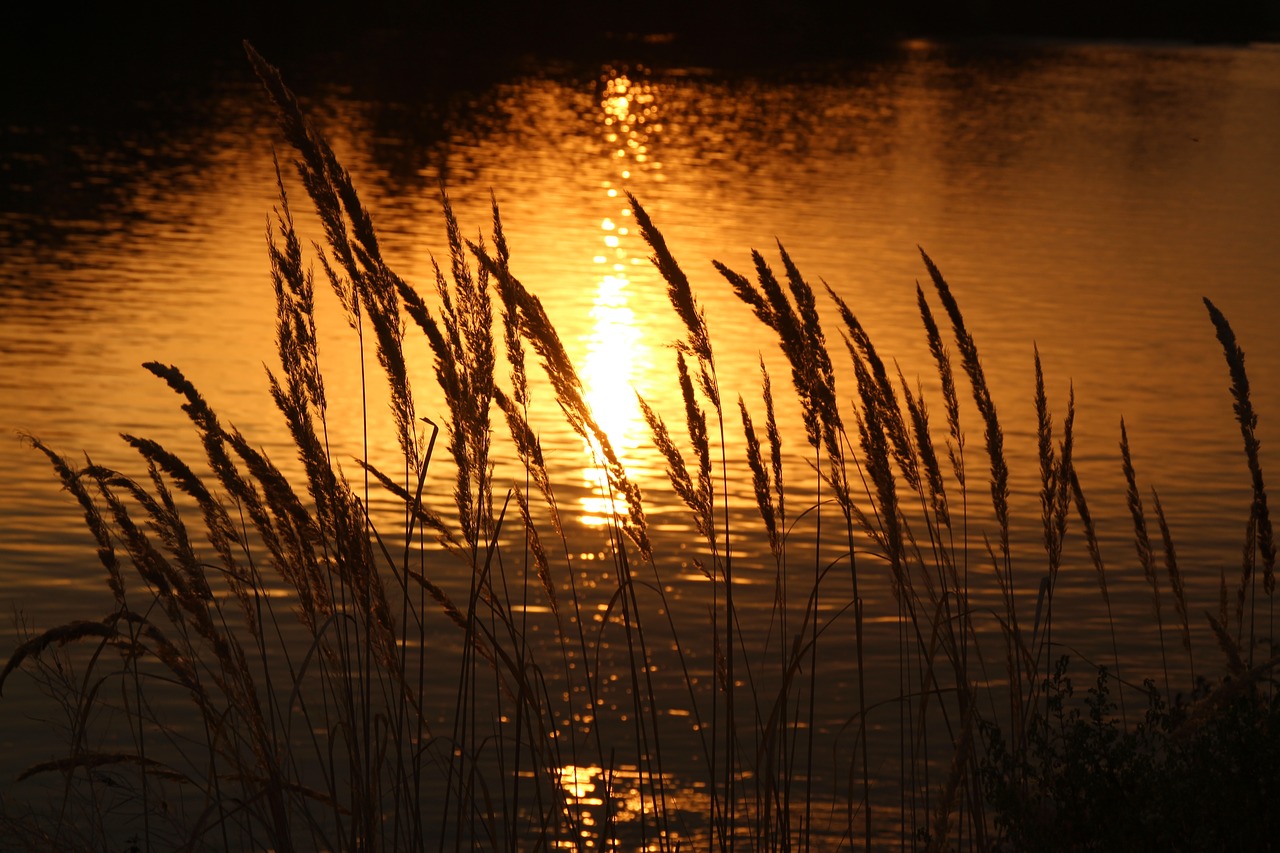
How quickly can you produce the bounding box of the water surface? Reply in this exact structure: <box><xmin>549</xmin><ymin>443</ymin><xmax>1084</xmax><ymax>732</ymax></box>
<box><xmin>3</xmin><ymin>38</ymin><xmax>1279</xmax><ymax>844</ymax></box>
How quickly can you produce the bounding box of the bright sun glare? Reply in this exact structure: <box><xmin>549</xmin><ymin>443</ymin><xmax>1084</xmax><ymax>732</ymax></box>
<box><xmin>576</xmin><ymin>70</ymin><xmax>662</xmax><ymax>527</ymax></box>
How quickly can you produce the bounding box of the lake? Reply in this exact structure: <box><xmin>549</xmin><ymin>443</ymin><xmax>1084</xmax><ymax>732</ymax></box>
<box><xmin>2</xmin><ymin>37</ymin><xmax>1279</xmax><ymax>848</ymax></box>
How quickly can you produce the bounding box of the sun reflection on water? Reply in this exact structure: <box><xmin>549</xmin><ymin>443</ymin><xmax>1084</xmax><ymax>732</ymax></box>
<box><xmin>581</xmin><ymin>273</ymin><xmax>642</xmax><ymax>454</ymax></box>
<box><xmin>553</xmin><ymin>764</ymin><xmax>706</xmax><ymax>850</ymax></box>
<box><xmin>576</xmin><ymin>68</ymin><xmax>663</xmax><ymax>528</ymax></box>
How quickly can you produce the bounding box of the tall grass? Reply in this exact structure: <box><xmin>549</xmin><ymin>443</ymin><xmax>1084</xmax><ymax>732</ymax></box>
<box><xmin>3</xmin><ymin>45</ymin><xmax>1279</xmax><ymax>850</ymax></box>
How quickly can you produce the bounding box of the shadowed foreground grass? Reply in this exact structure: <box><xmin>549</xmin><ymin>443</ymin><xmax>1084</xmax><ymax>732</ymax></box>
<box><xmin>2</xmin><ymin>45</ymin><xmax>1278</xmax><ymax>851</ymax></box>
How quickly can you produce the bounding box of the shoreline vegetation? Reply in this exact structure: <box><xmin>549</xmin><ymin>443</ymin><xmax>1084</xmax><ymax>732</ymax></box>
<box><xmin>3</xmin><ymin>45</ymin><xmax>1279</xmax><ymax>850</ymax></box>
<box><xmin>7</xmin><ymin>3</ymin><xmax>1280</xmax><ymax>110</ymax></box>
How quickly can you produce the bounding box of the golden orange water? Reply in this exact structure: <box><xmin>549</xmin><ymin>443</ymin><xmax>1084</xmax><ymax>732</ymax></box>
<box><xmin>3</xmin><ymin>40</ymin><xmax>1280</xmax><ymax>844</ymax></box>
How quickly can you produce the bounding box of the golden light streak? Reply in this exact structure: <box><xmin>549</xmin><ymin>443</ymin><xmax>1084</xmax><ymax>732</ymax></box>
<box><xmin>575</xmin><ymin>67</ymin><xmax>664</xmax><ymax>527</ymax></box>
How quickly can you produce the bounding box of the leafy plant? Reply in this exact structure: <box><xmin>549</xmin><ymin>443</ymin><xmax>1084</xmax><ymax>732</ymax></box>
<box><xmin>981</xmin><ymin>656</ymin><xmax>1280</xmax><ymax>851</ymax></box>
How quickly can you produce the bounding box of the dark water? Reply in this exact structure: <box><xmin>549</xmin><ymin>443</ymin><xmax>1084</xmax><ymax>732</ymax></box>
<box><xmin>2</xmin><ymin>38</ymin><xmax>1279</xmax><ymax>845</ymax></box>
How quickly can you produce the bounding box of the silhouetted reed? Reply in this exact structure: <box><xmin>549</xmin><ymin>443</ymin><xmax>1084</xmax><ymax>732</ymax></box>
<box><xmin>3</xmin><ymin>45</ymin><xmax>1279</xmax><ymax>852</ymax></box>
